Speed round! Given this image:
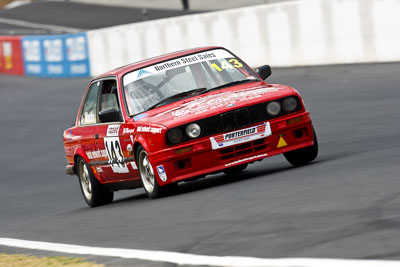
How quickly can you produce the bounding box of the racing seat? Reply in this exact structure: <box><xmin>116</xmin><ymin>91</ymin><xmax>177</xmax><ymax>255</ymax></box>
<box><xmin>101</xmin><ymin>93</ymin><xmax>119</xmax><ymax>111</ymax></box>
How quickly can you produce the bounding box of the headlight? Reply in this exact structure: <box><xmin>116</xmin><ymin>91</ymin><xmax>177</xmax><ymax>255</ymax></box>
<box><xmin>167</xmin><ymin>128</ymin><xmax>184</xmax><ymax>144</ymax></box>
<box><xmin>266</xmin><ymin>101</ymin><xmax>281</xmax><ymax>116</ymax></box>
<box><xmin>186</xmin><ymin>123</ymin><xmax>201</xmax><ymax>138</ymax></box>
<box><xmin>282</xmin><ymin>97</ymin><xmax>297</xmax><ymax>112</ymax></box>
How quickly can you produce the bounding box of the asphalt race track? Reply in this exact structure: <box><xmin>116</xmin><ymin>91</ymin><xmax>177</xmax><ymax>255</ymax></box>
<box><xmin>0</xmin><ymin>1</ymin><xmax>200</xmax><ymax>35</ymax></box>
<box><xmin>1</xmin><ymin>63</ymin><xmax>400</xmax><ymax>266</ymax></box>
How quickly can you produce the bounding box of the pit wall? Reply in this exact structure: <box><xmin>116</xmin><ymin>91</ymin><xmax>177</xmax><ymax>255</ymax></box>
<box><xmin>1</xmin><ymin>0</ymin><xmax>399</xmax><ymax>77</ymax></box>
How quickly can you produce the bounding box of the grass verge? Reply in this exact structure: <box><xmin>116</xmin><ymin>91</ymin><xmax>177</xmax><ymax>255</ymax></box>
<box><xmin>0</xmin><ymin>253</ymin><xmax>104</xmax><ymax>267</ymax></box>
<box><xmin>0</xmin><ymin>0</ymin><xmax>14</xmax><ymax>9</ymax></box>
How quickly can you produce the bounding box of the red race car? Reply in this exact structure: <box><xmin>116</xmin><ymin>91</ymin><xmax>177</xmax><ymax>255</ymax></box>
<box><xmin>63</xmin><ymin>47</ymin><xmax>318</xmax><ymax>207</ymax></box>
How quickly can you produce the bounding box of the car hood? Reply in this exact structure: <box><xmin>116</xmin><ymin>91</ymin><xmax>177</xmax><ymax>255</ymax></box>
<box><xmin>134</xmin><ymin>82</ymin><xmax>296</xmax><ymax>128</ymax></box>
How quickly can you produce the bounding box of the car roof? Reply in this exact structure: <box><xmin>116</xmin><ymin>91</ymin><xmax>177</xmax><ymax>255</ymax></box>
<box><xmin>98</xmin><ymin>46</ymin><xmax>223</xmax><ymax>78</ymax></box>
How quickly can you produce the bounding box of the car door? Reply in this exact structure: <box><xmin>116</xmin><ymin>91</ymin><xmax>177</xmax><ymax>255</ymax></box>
<box><xmin>74</xmin><ymin>80</ymin><xmax>101</xmax><ymax>165</ymax></box>
<box><xmin>94</xmin><ymin>78</ymin><xmax>137</xmax><ymax>182</ymax></box>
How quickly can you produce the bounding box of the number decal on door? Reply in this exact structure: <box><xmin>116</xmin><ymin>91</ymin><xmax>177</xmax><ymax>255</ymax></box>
<box><xmin>104</xmin><ymin>137</ymin><xmax>129</xmax><ymax>173</ymax></box>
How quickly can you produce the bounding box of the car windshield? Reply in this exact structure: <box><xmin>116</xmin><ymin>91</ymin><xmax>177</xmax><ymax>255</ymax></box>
<box><xmin>122</xmin><ymin>49</ymin><xmax>260</xmax><ymax>115</ymax></box>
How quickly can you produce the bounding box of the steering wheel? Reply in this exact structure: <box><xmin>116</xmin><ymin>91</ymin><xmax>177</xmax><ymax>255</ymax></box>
<box><xmin>144</xmin><ymin>81</ymin><xmax>164</xmax><ymax>99</ymax></box>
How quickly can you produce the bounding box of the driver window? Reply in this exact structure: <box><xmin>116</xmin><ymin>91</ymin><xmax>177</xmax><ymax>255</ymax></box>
<box><xmin>99</xmin><ymin>79</ymin><xmax>122</xmax><ymax>122</ymax></box>
<box><xmin>80</xmin><ymin>81</ymin><xmax>100</xmax><ymax>125</ymax></box>
<box><xmin>99</xmin><ymin>79</ymin><xmax>119</xmax><ymax>112</ymax></box>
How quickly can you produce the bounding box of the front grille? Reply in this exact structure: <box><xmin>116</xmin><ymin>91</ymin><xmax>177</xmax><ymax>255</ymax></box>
<box><xmin>235</xmin><ymin>108</ymin><xmax>250</xmax><ymax>128</ymax></box>
<box><xmin>199</xmin><ymin>96</ymin><xmax>301</xmax><ymax>138</ymax></box>
<box><xmin>221</xmin><ymin>112</ymin><xmax>235</xmax><ymax>131</ymax></box>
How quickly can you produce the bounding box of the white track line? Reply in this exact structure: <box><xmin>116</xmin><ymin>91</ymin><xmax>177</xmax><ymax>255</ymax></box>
<box><xmin>0</xmin><ymin>17</ymin><xmax>84</xmax><ymax>33</ymax></box>
<box><xmin>0</xmin><ymin>238</ymin><xmax>399</xmax><ymax>267</ymax></box>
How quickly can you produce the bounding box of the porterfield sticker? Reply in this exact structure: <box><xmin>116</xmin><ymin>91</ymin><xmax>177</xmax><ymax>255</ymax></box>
<box><xmin>156</xmin><ymin>165</ymin><xmax>167</xmax><ymax>182</ymax></box>
<box><xmin>210</xmin><ymin>122</ymin><xmax>271</xmax><ymax>150</ymax></box>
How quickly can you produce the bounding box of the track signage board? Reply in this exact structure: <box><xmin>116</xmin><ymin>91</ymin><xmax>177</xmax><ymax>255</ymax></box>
<box><xmin>22</xmin><ymin>33</ymin><xmax>90</xmax><ymax>77</ymax></box>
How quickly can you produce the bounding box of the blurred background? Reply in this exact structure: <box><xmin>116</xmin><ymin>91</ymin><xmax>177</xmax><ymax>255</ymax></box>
<box><xmin>1</xmin><ymin>0</ymin><xmax>399</xmax><ymax>77</ymax></box>
<box><xmin>1</xmin><ymin>1</ymin><xmax>400</xmax><ymax>266</ymax></box>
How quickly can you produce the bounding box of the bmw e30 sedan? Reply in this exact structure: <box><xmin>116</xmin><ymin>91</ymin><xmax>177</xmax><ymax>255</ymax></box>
<box><xmin>63</xmin><ymin>46</ymin><xmax>318</xmax><ymax>207</ymax></box>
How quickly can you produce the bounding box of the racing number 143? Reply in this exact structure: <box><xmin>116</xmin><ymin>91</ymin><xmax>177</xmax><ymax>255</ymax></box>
<box><xmin>104</xmin><ymin>137</ymin><xmax>129</xmax><ymax>173</ymax></box>
<box><xmin>105</xmin><ymin>138</ymin><xmax>123</xmax><ymax>165</ymax></box>
<box><xmin>211</xmin><ymin>59</ymin><xmax>243</xmax><ymax>72</ymax></box>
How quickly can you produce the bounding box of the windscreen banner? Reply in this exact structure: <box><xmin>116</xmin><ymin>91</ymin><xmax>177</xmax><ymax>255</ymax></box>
<box><xmin>22</xmin><ymin>33</ymin><xmax>90</xmax><ymax>77</ymax></box>
<box><xmin>0</xmin><ymin>36</ymin><xmax>24</xmax><ymax>75</ymax></box>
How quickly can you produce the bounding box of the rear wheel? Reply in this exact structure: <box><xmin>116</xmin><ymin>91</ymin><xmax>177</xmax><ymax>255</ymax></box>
<box><xmin>284</xmin><ymin>127</ymin><xmax>318</xmax><ymax>166</ymax></box>
<box><xmin>77</xmin><ymin>158</ymin><xmax>113</xmax><ymax>207</ymax></box>
<box><xmin>136</xmin><ymin>146</ymin><xmax>177</xmax><ymax>199</ymax></box>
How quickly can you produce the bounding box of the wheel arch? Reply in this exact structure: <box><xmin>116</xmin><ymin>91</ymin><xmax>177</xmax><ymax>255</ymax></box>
<box><xmin>133</xmin><ymin>135</ymin><xmax>151</xmax><ymax>160</ymax></box>
<box><xmin>72</xmin><ymin>148</ymin><xmax>100</xmax><ymax>179</ymax></box>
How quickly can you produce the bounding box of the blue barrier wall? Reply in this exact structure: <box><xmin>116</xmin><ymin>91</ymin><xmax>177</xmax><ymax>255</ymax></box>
<box><xmin>22</xmin><ymin>33</ymin><xmax>90</xmax><ymax>77</ymax></box>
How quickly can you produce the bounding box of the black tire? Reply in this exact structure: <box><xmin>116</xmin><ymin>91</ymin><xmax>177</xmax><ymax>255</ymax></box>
<box><xmin>283</xmin><ymin>127</ymin><xmax>318</xmax><ymax>166</ymax></box>
<box><xmin>224</xmin><ymin>163</ymin><xmax>248</xmax><ymax>175</ymax></box>
<box><xmin>136</xmin><ymin>145</ymin><xmax>178</xmax><ymax>199</ymax></box>
<box><xmin>77</xmin><ymin>157</ymin><xmax>114</xmax><ymax>207</ymax></box>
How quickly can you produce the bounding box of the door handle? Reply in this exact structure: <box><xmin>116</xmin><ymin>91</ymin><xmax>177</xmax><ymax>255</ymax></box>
<box><xmin>94</xmin><ymin>133</ymin><xmax>99</xmax><ymax>139</ymax></box>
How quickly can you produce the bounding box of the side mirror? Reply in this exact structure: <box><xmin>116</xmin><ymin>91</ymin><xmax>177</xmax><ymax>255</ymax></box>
<box><xmin>255</xmin><ymin>65</ymin><xmax>272</xmax><ymax>80</ymax></box>
<box><xmin>98</xmin><ymin>108</ymin><xmax>121</xmax><ymax>123</ymax></box>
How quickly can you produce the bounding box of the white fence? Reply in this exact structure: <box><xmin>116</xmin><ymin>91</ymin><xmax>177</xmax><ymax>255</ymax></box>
<box><xmin>87</xmin><ymin>0</ymin><xmax>400</xmax><ymax>76</ymax></box>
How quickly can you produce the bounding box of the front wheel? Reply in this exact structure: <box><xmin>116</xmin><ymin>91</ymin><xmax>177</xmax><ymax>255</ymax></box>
<box><xmin>77</xmin><ymin>158</ymin><xmax>113</xmax><ymax>207</ymax></box>
<box><xmin>283</xmin><ymin>127</ymin><xmax>318</xmax><ymax>166</ymax></box>
<box><xmin>136</xmin><ymin>146</ymin><xmax>177</xmax><ymax>199</ymax></box>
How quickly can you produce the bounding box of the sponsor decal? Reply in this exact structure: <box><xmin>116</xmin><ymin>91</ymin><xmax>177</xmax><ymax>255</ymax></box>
<box><xmin>210</xmin><ymin>122</ymin><xmax>271</xmax><ymax>150</ymax></box>
<box><xmin>225</xmin><ymin>153</ymin><xmax>268</xmax><ymax>167</ymax></box>
<box><xmin>171</xmin><ymin>87</ymin><xmax>278</xmax><ymax>118</ymax></box>
<box><xmin>86</xmin><ymin>149</ymin><xmax>108</xmax><ymax>160</ymax></box>
<box><xmin>224</xmin><ymin>127</ymin><xmax>257</xmax><ymax>140</ymax></box>
<box><xmin>82</xmin><ymin>112</ymin><xmax>95</xmax><ymax>124</ymax></box>
<box><xmin>137</xmin><ymin>126</ymin><xmax>162</xmax><ymax>134</ymax></box>
<box><xmin>123</xmin><ymin>49</ymin><xmax>232</xmax><ymax>86</ymax></box>
<box><xmin>64</xmin><ymin>147</ymin><xmax>73</xmax><ymax>156</ymax></box>
<box><xmin>96</xmin><ymin>167</ymin><xmax>103</xmax><ymax>173</ymax></box>
<box><xmin>226</xmin><ymin>103</ymin><xmax>235</xmax><ymax>107</ymax></box>
<box><xmin>134</xmin><ymin>113</ymin><xmax>148</xmax><ymax>121</ymax></box>
<box><xmin>156</xmin><ymin>165</ymin><xmax>167</xmax><ymax>182</ymax></box>
<box><xmin>137</xmin><ymin>69</ymin><xmax>152</xmax><ymax>79</ymax></box>
<box><xmin>123</xmin><ymin>127</ymin><xmax>135</xmax><ymax>134</ymax></box>
<box><xmin>107</xmin><ymin>124</ymin><xmax>120</xmax><ymax>136</ymax></box>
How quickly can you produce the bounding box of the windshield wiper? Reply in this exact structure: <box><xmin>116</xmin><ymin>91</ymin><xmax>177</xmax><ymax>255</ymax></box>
<box><xmin>200</xmin><ymin>79</ymin><xmax>258</xmax><ymax>95</ymax></box>
<box><xmin>146</xmin><ymin>88</ymin><xmax>207</xmax><ymax>110</ymax></box>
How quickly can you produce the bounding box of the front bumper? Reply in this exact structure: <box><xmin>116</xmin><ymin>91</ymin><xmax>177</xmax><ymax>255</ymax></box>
<box><xmin>65</xmin><ymin>164</ymin><xmax>76</xmax><ymax>175</ymax></box>
<box><xmin>149</xmin><ymin>112</ymin><xmax>315</xmax><ymax>185</ymax></box>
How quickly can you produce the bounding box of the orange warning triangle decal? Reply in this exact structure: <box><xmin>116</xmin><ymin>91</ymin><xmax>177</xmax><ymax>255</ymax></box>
<box><xmin>277</xmin><ymin>136</ymin><xmax>288</xmax><ymax>148</ymax></box>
